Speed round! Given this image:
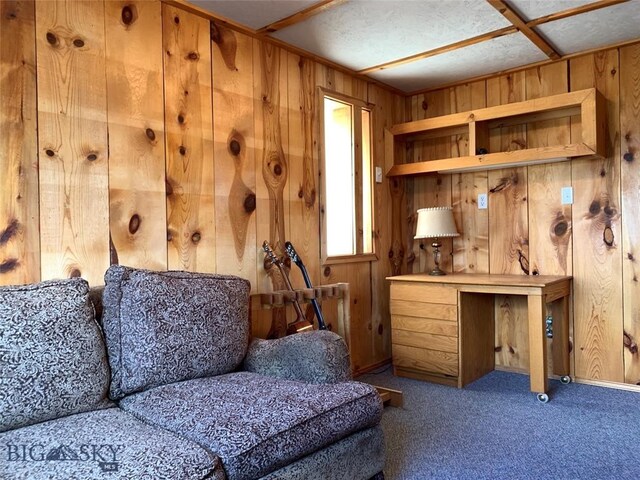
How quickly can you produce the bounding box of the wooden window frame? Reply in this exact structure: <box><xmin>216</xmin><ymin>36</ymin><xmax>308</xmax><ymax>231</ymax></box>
<box><xmin>318</xmin><ymin>87</ymin><xmax>377</xmax><ymax>265</ymax></box>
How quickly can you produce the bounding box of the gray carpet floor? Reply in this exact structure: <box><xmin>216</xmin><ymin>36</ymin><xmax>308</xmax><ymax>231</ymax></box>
<box><xmin>359</xmin><ymin>368</ymin><xmax>639</xmax><ymax>480</ymax></box>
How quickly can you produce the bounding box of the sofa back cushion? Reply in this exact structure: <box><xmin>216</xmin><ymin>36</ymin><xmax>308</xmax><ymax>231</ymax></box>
<box><xmin>0</xmin><ymin>278</ymin><xmax>111</xmax><ymax>432</ymax></box>
<box><xmin>102</xmin><ymin>265</ymin><xmax>251</xmax><ymax>399</ymax></box>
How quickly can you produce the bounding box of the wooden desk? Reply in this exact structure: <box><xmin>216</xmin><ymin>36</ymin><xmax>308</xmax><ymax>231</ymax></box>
<box><xmin>387</xmin><ymin>274</ymin><xmax>572</xmax><ymax>402</ymax></box>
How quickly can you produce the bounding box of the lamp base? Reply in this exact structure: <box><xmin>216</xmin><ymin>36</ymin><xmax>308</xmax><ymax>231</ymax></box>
<box><xmin>428</xmin><ymin>266</ymin><xmax>447</xmax><ymax>276</ymax></box>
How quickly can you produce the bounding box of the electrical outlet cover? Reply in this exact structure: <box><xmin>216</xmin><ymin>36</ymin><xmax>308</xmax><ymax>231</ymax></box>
<box><xmin>375</xmin><ymin>167</ymin><xmax>383</xmax><ymax>183</ymax></box>
<box><xmin>561</xmin><ymin>187</ymin><xmax>573</xmax><ymax>205</ymax></box>
<box><xmin>478</xmin><ymin>193</ymin><xmax>488</xmax><ymax>209</ymax></box>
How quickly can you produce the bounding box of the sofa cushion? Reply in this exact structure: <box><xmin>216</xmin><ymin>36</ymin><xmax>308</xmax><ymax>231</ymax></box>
<box><xmin>0</xmin><ymin>407</ymin><xmax>223</xmax><ymax>480</ymax></box>
<box><xmin>0</xmin><ymin>278</ymin><xmax>111</xmax><ymax>433</ymax></box>
<box><xmin>119</xmin><ymin>372</ymin><xmax>382</xmax><ymax>480</ymax></box>
<box><xmin>102</xmin><ymin>265</ymin><xmax>251</xmax><ymax>399</ymax></box>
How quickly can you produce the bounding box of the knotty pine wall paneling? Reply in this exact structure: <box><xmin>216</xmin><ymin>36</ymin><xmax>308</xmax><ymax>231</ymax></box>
<box><xmin>36</xmin><ymin>0</ymin><xmax>110</xmax><ymax>286</ymax></box>
<box><xmin>163</xmin><ymin>4</ymin><xmax>215</xmax><ymax>273</ymax></box>
<box><xmin>105</xmin><ymin>0</ymin><xmax>167</xmax><ymax>270</ymax></box>
<box><xmin>0</xmin><ymin>0</ymin><xmax>39</xmax><ymax>284</ymax></box>
<box><xmin>570</xmin><ymin>51</ymin><xmax>624</xmax><ymax>382</ymax></box>
<box><xmin>620</xmin><ymin>44</ymin><xmax>640</xmax><ymax>385</ymax></box>
<box><xmin>211</xmin><ymin>22</ymin><xmax>257</xmax><ymax>289</ymax></box>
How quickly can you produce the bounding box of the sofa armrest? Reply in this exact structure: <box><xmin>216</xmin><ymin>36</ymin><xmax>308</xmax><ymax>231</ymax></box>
<box><xmin>243</xmin><ymin>330</ymin><xmax>351</xmax><ymax>384</ymax></box>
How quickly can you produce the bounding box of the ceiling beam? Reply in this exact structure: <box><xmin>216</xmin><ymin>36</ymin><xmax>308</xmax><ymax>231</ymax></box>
<box><xmin>357</xmin><ymin>26</ymin><xmax>518</xmax><ymax>75</ymax></box>
<box><xmin>528</xmin><ymin>0</ymin><xmax>629</xmax><ymax>27</ymax></box>
<box><xmin>405</xmin><ymin>37</ymin><xmax>640</xmax><ymax>97</ymax></box>
<box><xmin>256</xmin><ymin>0</ymin><xmax>347</xmax><ymax>34</ymax></box>
<box><xmin>486</xmin><ymin>0</ymin><xmax>560</xmax><ymax>60</ymax></box>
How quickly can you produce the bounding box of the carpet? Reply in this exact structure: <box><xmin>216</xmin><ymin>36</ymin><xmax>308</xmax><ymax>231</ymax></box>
<box><xmin>359</xmin><ymin>368</ymin><xmax>639</xmax><ymax>480</ymax></box>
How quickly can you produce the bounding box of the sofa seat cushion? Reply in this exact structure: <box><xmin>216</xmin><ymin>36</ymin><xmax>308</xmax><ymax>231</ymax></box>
<box><xmin>0</xmin><ymin>407</ymin><xmax>223</xmax><ymax>480</ymax></box>
<box><xmin>0</xmin><ymin>278</ymin><xmax>111</xmax><ymax>433</ymax></box>
<box><xmin>102</xmin><ymin>265</ymin><xmax>251</xmax><ymax>399</ymax></box>
<box><xmin>119</xmin><ymin>372</ymin><xmax>382</xmax><ymax>480</ymax></box>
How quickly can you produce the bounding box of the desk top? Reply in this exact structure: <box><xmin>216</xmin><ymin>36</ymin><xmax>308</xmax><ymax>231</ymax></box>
<box><xmin>386</xmin><ymin>273</ymin><xmax>571</xmax><ymax>288</ymax></box>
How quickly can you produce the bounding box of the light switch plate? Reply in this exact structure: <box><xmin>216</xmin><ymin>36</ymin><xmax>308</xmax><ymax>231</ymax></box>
<box><xmin>561</xmin><ymin>187</ymin><xmax>573</xmax><ymax>205</ymax></box>
<box><xmin>375</xmin><ymin>167</ymin><xmax>383</xmax><ymax>183</ymax></box>
<box><xmin>478</xmin><ymin>193</ymin><xmax>488</xmax><ymax>209</ymax></box>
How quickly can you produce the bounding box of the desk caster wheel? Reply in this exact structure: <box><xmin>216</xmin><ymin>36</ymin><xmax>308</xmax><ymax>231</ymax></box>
<box><xmin>536</xmin><ymin>393</ymin><xmax>549</xmax><ymax>403</ymax></box>
<box><xmin>560</xmin><ymin>375</ymin><xmax>571</xmax><ymax>385</ymax></box>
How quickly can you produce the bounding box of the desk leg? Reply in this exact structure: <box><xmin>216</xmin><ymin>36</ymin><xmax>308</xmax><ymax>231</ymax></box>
<box><xmin>528</xmin><ymin>295</ymin><xmax>548</xmax><ymax>396</ymax></box>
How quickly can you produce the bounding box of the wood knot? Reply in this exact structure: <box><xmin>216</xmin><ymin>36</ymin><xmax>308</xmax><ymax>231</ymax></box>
<box><xmin>243</xmin><ymin>193</ymin><xmax>256</xmax><ymax>213</ymax></box>
<box><xmin>45</xmin><ymin>149</ymin><xmax>55</xmax><ymax>157</ymax></box>
<box><xmin>229</xmin><ymin>139</ymin><xmax>241</xmax><ymax>156</ymax></box>
<box><xmin>628</xmin><ymin>253</ymin><xmax>635</xmax><ymax>261</ymax></box>
<box><xmin>323</xmin><ymin>266</ymin><xmax>331</xmax><ymax>277</ymax></box>
<box><xmin>128</xmin><ymin>214</ymin><xmax>141</xmax><ymax>235</ymax></box>
<box><xmin>600</xmin><ymin>168</ymin><xmax>606</xmax><ymax>177</ymax></box>
<box><xmin>174</xmin><ymin>15</ymin><xmax>180</xmax><ymax>24</ymax></box>
<box><xmin>623</xmin><ymin>152</ymin><xmax>634</xmax><ymax>162</ymax></box>
<box><xmin>421</xmin><ymin>100</ymin><xmax>428</xmax><ymax>111</ymax></box>
<box><xmin>121</xmin><ymin>5</ymin><xmax>137</xmax><ymax>25</ymax></box>
<box><xmin>165</xmin><ymin>179</ymin><xmax>174</xmax><ymax>196</ymax></box>
<box><xmin>603</xmin><ymin>226</ymin><xmax>614</xmax><ymax>246</ymax></box>
<box><xmin>145</xmin><ymin>128</ymin><xmax>156</xmax><ymax>141</ymax></box>
<box><xmin>589</xmin><ymin>200</ymin><xmax>601</xmax><ymax>215</ymax></box>
<box><xmin>378</xmin><ymin>324</ymin><xmax>383</xmax><ymax>335</ymax></box>
<box><xmin>532</xmin><ymin>269</ymin><xmax>539</xmax><ymax>275</ymax></box>
<box><xmin>191</xmin><ymin>232</ymin><xmax>201</xmax><ymax>243</ymax></box>
<box><xmin>604</xmin><ymin>205</ymin><xmax>615</xmax><ymax>217</ymax></box>
<box><xmin>0</xmin><ymin>258</ymin><xmax>19</xmax><ymax>274</ymax></box>
<box><xmin>518</xmin><ymin>249</ymin><xmax>529</xmax><ymax>275</ymax></box>
<box><xmin>6</xmin><ymin>11</ymin><xmax>17</xmax><ymax>20</ymax></box>
<box><xmin>273</xmin><ymin>163</ymin><xmax>282</xmax><ymax>176</ymax></box>
<box><xmin>298</xmin><ymin>187</ymin><xmax>304</xmax><ymax>199</ymax></box>
<box><xmin>70</xmin><ymin>268</ymin><xmax>81</xmax><ymax>278</ymax></box>
<box><xmin>0</xmin><ymin>219</ymin><xmax>20</xmax><ymax>245</ymax></box>
<box><xmin>46</xmin><ymin>31</ymin><xmax>58</xmax><ymax>46</ymax></box>
<box><xmin>388</xmin><ymin>249</ymin><xmax>393</xmax><ymax>258</ymax></box>
<box><xmin>177</xmin><ymin>114</ymin><xmax>185</xmax><ymax>124</ymax></box>
<box><xmin>167</xmin><ymin>231</ymin><xmax>173</xmax><ymax>242</ymax></box>
<box><xmin>553</xmin><ymin>221</ymin><xmax>568</xmax><ymax>237</ymax></box>
<box><xmin>187</xmin><ymin>51</ymin><xmax>199</xmax><ymax>61</ymax></box>
<box><xmin>494</xmin><ymin>346</ymin><xmax>502</xmax><ymax>352</ymax></box>
<box><xmin>210</xmin><ymin>21</ymin><xmax>220</xmax><ymax>43</ymax></box>
<box><xmin>179</xmin><ymin>145</ymin><xmax>186</xmax><ymax>156</ymax></box>
<box><xmin>73</xmin><ymin>38</ymin><xmax>85</xmax><ymax>48</ymax></box>
<box><xmin>508</xmin><ymin>346</ymin><xmax>515</xmax><ymax>354</ymax></box>
<box><xmin>87</xmin><ymin>153</ymin><xmax>97</xmax><ymax>162</ymax></box>
<box><xmin>611</xmin><ymin>68</ymin><xmax>617</xmax><ymax>76</ymax></box>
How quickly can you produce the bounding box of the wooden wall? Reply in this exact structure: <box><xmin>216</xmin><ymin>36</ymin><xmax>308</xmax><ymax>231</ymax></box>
<box><xmin>0</xmin><ymin>0</ymin><xmax>404</xmax><ymax>373</ymax></box>
<box><xmin>403</xmin><ymin>45</ymin><xmax>640</xmax><ymax>387</ymax></box>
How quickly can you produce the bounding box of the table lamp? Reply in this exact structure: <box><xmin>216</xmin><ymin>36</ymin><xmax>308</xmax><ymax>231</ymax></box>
<box><xmin>414</xmin><ymin>207</ymin><xmax>459</xmax><ymax>276</ymax></box>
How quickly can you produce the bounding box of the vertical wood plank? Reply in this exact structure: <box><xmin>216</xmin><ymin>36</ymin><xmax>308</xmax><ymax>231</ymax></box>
<box><xmin>254</xmin><ymin>40</ymin><xmax>290</xmax><ymax>337</ymax></box>
<box><xmin>0</xmin><ymin>0</ymin><xmax>39</xmax><ymax>285</ymax></box>
<box><xmin>105</xmin><ymin>0</ymin><xmax>167</xmax><ymax>271</ymax></box>
<box><xmin>525</xmin><ymin>62</ymin><xmax>573</xmax><ymax>375</ymax></box>
<box><xmin>570</xmin><ymin>51</ymin><xmax>624</xmax><ymax>382</ymax></box>
<box><xmin>287</xmin><ymin>54</ymin><xmax>319</xmax><ymax>293</ymax></box>
<box><xmin>36</xmin><ymin>0</ymin><xmax>110</xmax><ymax>285</ymax></box>
<box><xmin>451</xmin><ymin>81</ymin><xmax>489</xmax><ymax>274</ymax></box>
<box><xmin>163</xmin><ymin>4</ymin><xmax>215</xmax><ymax>273</ymax></box>
<box><xmin>212</xmin><ymin>23</ymin><xmax>257</xmax><ymax>288</ymax></box>
<box><xmin>487</xmin><ymin>72</ymin><xmax>530</xmax><ymax>370</ymax></box>
<box><xmin>620</xmin><ymin>44</ymin><xmax>640</xmax><ymax>385</ymax></box>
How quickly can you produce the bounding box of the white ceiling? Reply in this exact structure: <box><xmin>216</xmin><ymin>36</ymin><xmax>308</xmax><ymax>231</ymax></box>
<box><xmin>190</xmin><ymin>0</ymin><xmax>640</xmax><ymax>93</ymax></box>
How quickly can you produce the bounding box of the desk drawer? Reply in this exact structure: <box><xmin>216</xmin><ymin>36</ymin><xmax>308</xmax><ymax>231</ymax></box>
<box><xmin>390</xmin><ymin>282</ymin><xmax>457</xmax><ymax>305</ymax></box>
<box><xmin>390</xmin><ymin>300</ymin><xmax>457</xmax><ymax>321</ymax></box>
<box><xmin>392</xmin><ymin>344</ymin><xmax>458</xmax><ymax>377</ymax></box>
<box><xmin>391</xmin><ymin>315</ymin><xmax>458</xmax><ymax>336</ymax></box>
<box><xmin>392</xmin><ymin>328</ymin><xmax>458</xmax><ymax>353</ymax></box>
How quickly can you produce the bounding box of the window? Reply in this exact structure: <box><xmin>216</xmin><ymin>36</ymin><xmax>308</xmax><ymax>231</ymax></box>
<box><xmin>320</xmin><ymin>90</ymin><xmax>375</xmax><ymax>262</ymax></box>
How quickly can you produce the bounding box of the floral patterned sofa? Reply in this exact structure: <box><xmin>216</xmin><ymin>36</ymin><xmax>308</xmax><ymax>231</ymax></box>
<box><xmin>0</xmin><ymin>265</ymin><xmax>385</xmax><ymax>480</ymax></box>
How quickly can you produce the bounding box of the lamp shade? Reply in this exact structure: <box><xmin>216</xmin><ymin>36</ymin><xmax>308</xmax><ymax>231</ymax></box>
<box><xmin>414</xmin><ymin>207</ymin><xmax>459</xmax><ymax>239</ymax></box>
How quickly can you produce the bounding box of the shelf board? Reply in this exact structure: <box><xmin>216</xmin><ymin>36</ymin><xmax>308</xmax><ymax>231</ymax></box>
<box><xmin>387</xmin><ymin>143</ymin><xmax>596</xmax><ymax>176</ymax></box>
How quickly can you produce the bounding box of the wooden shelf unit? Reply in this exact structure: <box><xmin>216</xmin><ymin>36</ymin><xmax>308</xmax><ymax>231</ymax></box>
<box><xmin>385</xmin><ymin>88</ymin><xmax>606</xmax><ymax>176</ymax></box>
